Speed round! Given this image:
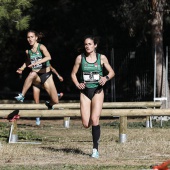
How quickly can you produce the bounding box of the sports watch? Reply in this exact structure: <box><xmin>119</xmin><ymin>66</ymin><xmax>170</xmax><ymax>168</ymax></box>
<box><xmin>105</xmin><ymin>75</ymin><xmax>109</xmax><ymax>81</ymax></box>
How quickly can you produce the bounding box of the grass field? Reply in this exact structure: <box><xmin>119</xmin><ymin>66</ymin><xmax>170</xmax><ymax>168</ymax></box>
<box><xmin>0</xmin><ymin>117</ymin><xmax>170</xmax><ymax>170</ymax></box>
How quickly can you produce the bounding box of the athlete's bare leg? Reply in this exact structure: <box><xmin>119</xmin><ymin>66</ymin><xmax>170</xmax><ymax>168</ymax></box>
<box><xmin>80</xmin><ymin>93</ymin><xmax>91</xmax><ymax>128</ymax></box>
<box><xmin>32</xmin><ymin>85</ymin><xmax>41</xmax><ymax>125</ymax></box>
<box><xmin>43</xmin><ymin>74</ymin><xmax>59</xmax><ymax>106</ymax></box>
<box><xmin>33</xmin><ymin>85</ymin><xmax>40</xmax><ymax>104</ymax></box>
<box><xmin>91</xmin><ymin>90</ymin><xmax>104</xmax><ymax>126</ymax></box>
<box><xmin>80</xmin><ymin>90</ymin><xmax>104</xmax><ymax>128</ymax></box>
<box><xmin>21</xmin><ymin>71</ymin><xmax>40</xmax><ymax>96</ymax></box>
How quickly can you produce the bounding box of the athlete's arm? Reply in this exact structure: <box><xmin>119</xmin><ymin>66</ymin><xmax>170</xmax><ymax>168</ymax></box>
<box><xmin>16</xmin><ymin>50</ymin><xmax>30</xmax><ymax>74</ymax></box>
<box><xmin>71</xmin><ymin>55</ymin><xmax>85</xmax><ymax>90</ymax></box>
<box><xmin>50</xmin><ymin>65</ymin><xmax>64</xmax><ymax>82</ymax></box>
<box><xmin>101</xmin><ymin>54</ymin><xmax>115</xmax><ymax>80</ymax></box>
<box><xmin>28</xmin><ymin>44</ymin><xmax>51</xmax><ymax>68</ymax></box>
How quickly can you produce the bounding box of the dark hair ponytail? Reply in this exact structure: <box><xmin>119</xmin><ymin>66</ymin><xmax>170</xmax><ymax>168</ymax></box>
<box><xmin>83</xmin><ymin>35</ymin><xmax>100</xmax><ymax>45</ymax></box>
<box><xmin>27</xmin><ymin>30</ymin><xmax>45</xmax><ymax>42</ymax></box>
<box><xmin>77</xmin><ymin>35</ymin><xmax>100</xmax><ymax>54</ymax></box>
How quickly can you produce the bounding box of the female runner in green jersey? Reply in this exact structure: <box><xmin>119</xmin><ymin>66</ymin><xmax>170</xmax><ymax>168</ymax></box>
<box><xmin>71</xmin><ymin>35</ymin><xmax>115</xmax><ymax>158</ymax></box>
<box><xmin>15</xmin><ymin>30</ymin><xmax>59</xmax><ymax>109</ymax></box>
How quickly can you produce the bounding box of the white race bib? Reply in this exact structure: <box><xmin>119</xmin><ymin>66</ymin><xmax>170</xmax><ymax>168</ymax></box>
<box><xmin>83</xmin><ymin>72</ymin><xmax>100</xmax><ymax>83</ymax></box>
<box><xmin>31</xmin><ymin>58</ymin><xmax>42</xmax><ymax>69</ymax></box>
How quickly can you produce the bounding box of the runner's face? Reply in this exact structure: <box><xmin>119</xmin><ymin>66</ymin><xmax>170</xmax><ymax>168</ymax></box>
<box><xmin>27</xmin><ymin>32</ymin><xmax>38</xmax><ymax>46</ymax></box>
<box><xmin>84</xmin><ymin>38</ymin><xmax>97</xmax><ymax>54</ymax></box>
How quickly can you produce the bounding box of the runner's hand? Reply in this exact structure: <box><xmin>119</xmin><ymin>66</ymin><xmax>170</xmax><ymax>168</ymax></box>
<box><xmin>16</xmin><ymin>68</ymin><xmax>23</xmax><ymax>74</ymax></box>
<box><xmin>76</xmin><ymin>83</ymin><xmax>85</xmax><ymax>90</ymax></box>
<box><xmin>99</xmin><ymin>76</ymin><xmax>107</xmax><ymax>86</ymax></box>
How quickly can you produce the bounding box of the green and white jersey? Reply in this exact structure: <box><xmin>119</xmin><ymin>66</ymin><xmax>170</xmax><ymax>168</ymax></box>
<box><xmin>81</xmin><ymin>53</ymin><xmax>103</xmax><ymax>88</ymax></box>
<box><xmin>28</xmin><ymin>43</ymin><xmax>50</xmax><ymax>70</ymax></box>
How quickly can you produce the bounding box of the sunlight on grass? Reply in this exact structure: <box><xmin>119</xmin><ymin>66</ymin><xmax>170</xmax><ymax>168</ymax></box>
<box><xmin>0</xmin><ymin>118</ymin><xmax>169</xmax><ymax>169</ymax></box>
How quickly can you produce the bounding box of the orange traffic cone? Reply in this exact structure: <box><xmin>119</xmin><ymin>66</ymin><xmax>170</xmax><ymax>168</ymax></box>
<box><xmin>152</xmin><ymin>160</ymin><xmax>170</xmax><ymax>170</ymax></box>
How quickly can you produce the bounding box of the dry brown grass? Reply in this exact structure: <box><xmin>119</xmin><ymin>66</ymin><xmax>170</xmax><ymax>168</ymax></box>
<box><xmin>0</xmin><ymin>118</ymin><xmax>170</xmax><ymax>169</ymax></box>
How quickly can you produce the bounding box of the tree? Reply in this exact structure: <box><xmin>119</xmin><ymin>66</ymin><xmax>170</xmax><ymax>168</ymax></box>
<box><xmin>0</xmin><ymin>0</ymin><xmax>32</xmax><ymax>91</ymax></box>
<box><xmin>114</xmin><ymin>0</ymin><xmax>170</xmax><ymax>107</ymax></box>
<box><xmin>0</xmin><ymin>0</ymin><xmax>32</xmax><ymax>47</ymax></box>
<box><xmin>151</xmin><ymin>0</ymin><xmax>170</xmax><ymax>108</ymax></box>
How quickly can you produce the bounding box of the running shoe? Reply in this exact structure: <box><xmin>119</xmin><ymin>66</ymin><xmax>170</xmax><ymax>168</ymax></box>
<box><xmin>58</xmin><ymin>92</ymin><xmax>64</xmax><ymax>99</ymax></box>
<box><xmin>15</xmin><ymin>93</ymin><xmax>25</xmax><ymax>102</ymax></box>
<box><xmin>45</xmin><ymin>101</ymin><xmax>54</xmax><ymax>110</ymax></box>
<box><xmin>36</xmin><ymin>117</ymin><xmax>40</xmax><ymax>126</ymax></box>
<box><xmin>91</xmin><ymin>148</ymin><xmax>99</xmax><ymax>158</ymax></box>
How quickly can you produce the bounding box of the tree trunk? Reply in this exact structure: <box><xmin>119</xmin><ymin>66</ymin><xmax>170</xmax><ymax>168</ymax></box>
<box><xmin>151</xmin><ymin>0</ymin><xmax>169</xmax><ymax>108</ymax></box>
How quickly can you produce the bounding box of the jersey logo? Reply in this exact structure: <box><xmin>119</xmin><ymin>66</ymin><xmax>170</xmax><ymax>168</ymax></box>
<box><xmin>83</xmin><ymin>72</ymin><xmax>100</xmax><ymax>83</ymax></box>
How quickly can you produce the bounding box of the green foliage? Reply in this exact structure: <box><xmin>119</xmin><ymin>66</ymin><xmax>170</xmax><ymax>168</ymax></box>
<box><xmin>0</xmin><ymin>6</ymin><xmax>8</xmax><ymax>19</ymax></box>
<box><xmin>11</xmin><ymin>9</ymin><xmax>22</xmax><ymax>18</ymax></box>
<box><xmin>16</xmin><ymin>15</ymin><xmax>30</xmax><ymax>30</ymax></box>
<box><xmin>0</xmin><ymin>0</ymin><xmax>32</xmax><ymax>31</ymax></box>
<box><xmin>0</xmin><ymin>0</ymin><xmax>33</xmax><ymax>91</ymax></box>
<box><xmin>16</xmin><ymin>0</ymin><xmax>32</xmax><ymax>10</ymax></box>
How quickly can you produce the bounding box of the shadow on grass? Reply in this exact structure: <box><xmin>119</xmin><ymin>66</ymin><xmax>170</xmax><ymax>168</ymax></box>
<box><xmin>6</xmin><ymin>110</ymin><xmax>19</xmax><ymax>121</ymax></box>
<box><xmin>41</xmin><ymin>146</ymin><xmax>89</xmax><ymax>156</ymax></box>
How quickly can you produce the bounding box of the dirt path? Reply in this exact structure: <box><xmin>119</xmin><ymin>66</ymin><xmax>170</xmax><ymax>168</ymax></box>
<box><xmin>0</xmin><ymin>118</ymin><xmax>169</xmax><ymax>169</ymax></box>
